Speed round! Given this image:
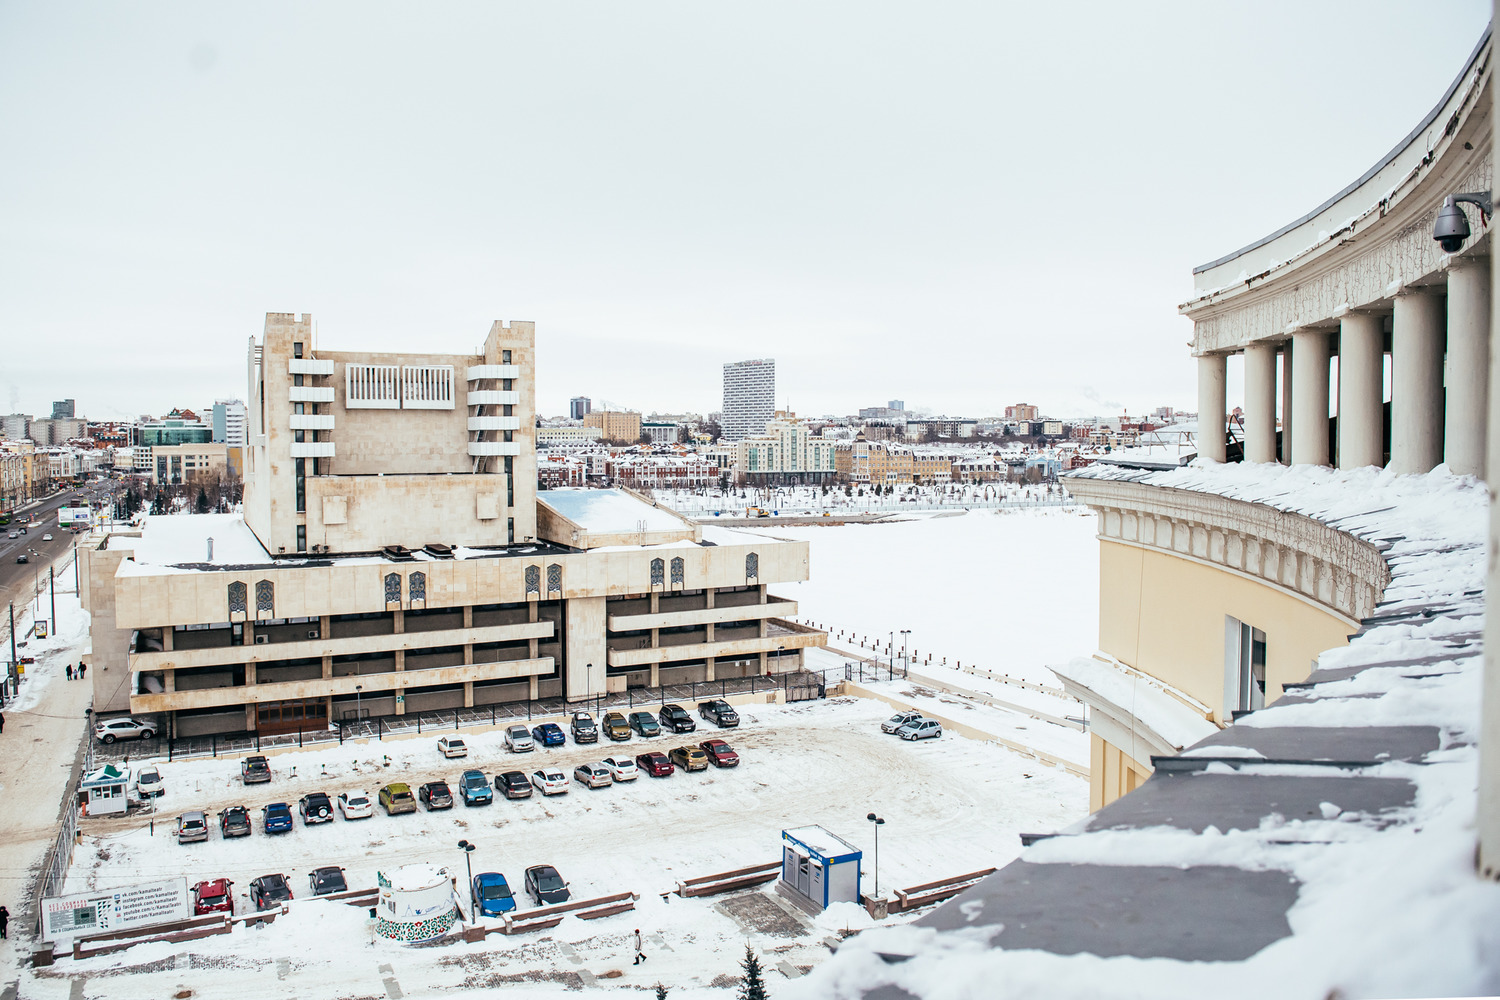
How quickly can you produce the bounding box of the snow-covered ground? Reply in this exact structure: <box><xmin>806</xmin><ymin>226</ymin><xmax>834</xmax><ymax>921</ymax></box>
<box><xmin>655</xmin><ymin>481</ymin><xmax>1069</xmax><ymax>516</ymax></box>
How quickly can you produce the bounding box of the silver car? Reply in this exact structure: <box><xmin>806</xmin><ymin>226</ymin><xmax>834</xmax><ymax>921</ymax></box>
<box><xmin>896</xmin><ymin>719</ymin><xmax>942</xmax><ymax>741</ymax></box>
<box><xmin>177</xmin><ymin>811</ymin><xmax>209</xmax><ymax>844</ymax></box>
<box><xmin>881</xmin><ymin>711</ymin><xmax>922</xmax><ymax>735</ymax></box>
<box><xmin>504</xmin><ymin>725</ymin><xmax>536</xmax><ymax>752</ymax></box>
<box><xmin>573</xmin><ymin>762</ymin><xmax>612</xmax><ymax>789</ymax></box>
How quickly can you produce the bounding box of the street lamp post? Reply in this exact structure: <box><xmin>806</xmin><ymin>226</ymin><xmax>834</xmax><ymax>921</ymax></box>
<box><xmin>887</xmin><ymin>632</ymin><xmax>895</xmax><ymax>675</ymax></box>
<box><xmin>355</xmin><ymin>684</ymin><xmax>363</xmax><ymax>727</ymax></box>
<box><xmin>457</xmin><ymin>839</ymin><xmax>476</xmax><ymax>916</ymax></box>
<box><xmin>586</xmin><ymin>662</ymin><xmax>595</xmax><ymax>718</ymax></box>
<box><xmin>866</xmin><ymin>812</ymin><xmax>885</xmax><ymax>897</ymax></box>
<box><xmin>899</xmin><ymin>630</ymin><xmax>911</xmax><ymax>676</ymax></box>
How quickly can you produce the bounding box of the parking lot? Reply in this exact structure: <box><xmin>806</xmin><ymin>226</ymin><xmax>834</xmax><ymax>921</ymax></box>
<box><xmin>55</xmin><ymin>695</ymin><xmax>1088</xmax><ymax>996</ymax></box>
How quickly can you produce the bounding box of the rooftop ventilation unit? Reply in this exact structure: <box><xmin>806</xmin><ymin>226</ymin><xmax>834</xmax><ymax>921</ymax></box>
<box><xmin>423</xmin><ymin>543</ymin><xmax>454</xmax><ymax>559</ymax></box>
<box><xmin>382</xmin><ymin>545</ymin><xmax>415</xmax><ymax>562</ymax></box>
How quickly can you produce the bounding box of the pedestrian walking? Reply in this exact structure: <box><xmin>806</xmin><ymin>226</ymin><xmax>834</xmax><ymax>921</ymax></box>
<box><xmin>66</xmin><ymin>664</ymin><xmax>73</xmax><ymax>681</ymax></box>
<box><xmin>0</xmin><ymin>711</ymin><xmax>6</xmax><ymax>734</ymax></box>
<box><xmin>633</xmin><ymin>928</ymin><xmax>647</xmax><ymax>965</ymax></box>
<box><xmin>0</xmin><ymin>904</ymin><xmax>9</xmax><ymax>939</ymax></box>
<box><xmin>79</xmin><ymin>663</ymin><xmax>87</xmax><ymax>680</ymax></box>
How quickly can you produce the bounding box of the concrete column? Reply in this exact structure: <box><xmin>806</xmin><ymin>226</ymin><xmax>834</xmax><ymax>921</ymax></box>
<box><xmin>1338</xmin><ymin>313</ymin><xmax>1385</xmax><ymax>469</ymax></box>
<box><xmin>1292</xmin><ymin>330</ymin><xmax>1331</xmax><ymax>466</ymax></box>
<box><xmin>1196</xmin><ymin>353</ymin><xmax>1227</xmax><ymax>462</ymax></box>
<box><xmin>1280</xmin><ymin>346</ymin><xmax>1294</xmax><ymax>464</ymax></box>
<box><xmin>1391</xmin><ymin>289</ymin><xmax>1446</xmax><ymax>475</ymax></box>
<box><xmin>1243</xmin><ymin>343</ymin><xmax>1278</xmax><ymax>464</ymax></box>
<box><xmin>1481</xmin><ymin>251</ymin><xmax>1500</xmax><ymax>880</ymax></box>
<box><xmin>1446</xmin><ymin>260</ymin><xmax>1490</xmax><ymax>477</ymax></box>
<box><xmin>563</xmin><ymin>595</ymin><xmax>605</xmax><ymax>704</ymax></box>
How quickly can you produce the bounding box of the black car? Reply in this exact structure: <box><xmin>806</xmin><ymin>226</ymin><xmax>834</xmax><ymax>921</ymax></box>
<box><xmin>15</xmin><ymin>554</ymin><xmax>27</xmax><ymax>564</ymax></box>
<box><xmin>698</xmin><ymin>700</ymin><xmax>740</xmax><ymax>728</ymax></box>
<box><xmin>658</xmin><ymin>703</ymin><xmax>696</xmax><ymax>734</ymax></box>
<box><xmin>298</xmin><ymin>792</ymin><xmax>334</xmax><ymax>824</ymax></box>
<box><xmin>524</xmin><ymin>864</ymin><xmax>570</xmax><ymax>906</ymax></box>
<box><xmin>219</xmin><ymin>805</ymin><xmax>252</xmax><ymax>838</ymax></box>
<box><xmin>249</xmin><ymin>873</ymin><xmax>293</xmax><ymax>911</ymax></box>
<box><xmin>241</xmin><ymin>756</ymin><xmax>272</xmax><ymax>784</ymax></box>
<box><xmin>308</xmin><ymin>866</ymin><xmax>348</xmax><ymax>896</ymax></box>
<box><xmin>494</xmin><ymin>770</ymin><xmax>533</xmax><ymax>799</ymax></box>
<box><xmin>418</xmin><ymin>781</ymin><xmax>453</xmax><ymax>810</ymax></box>
<box><xmin>570</xmin><ymin>712</ymin><xmax>598</xmax><ymax>744</ymax></box>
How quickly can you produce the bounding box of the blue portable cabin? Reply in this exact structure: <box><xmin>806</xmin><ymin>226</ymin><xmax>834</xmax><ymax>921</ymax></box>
<box><xmin>781</xmin><ymin>825</ymin><xmax>862</xmax><ymax>912</ymax></box>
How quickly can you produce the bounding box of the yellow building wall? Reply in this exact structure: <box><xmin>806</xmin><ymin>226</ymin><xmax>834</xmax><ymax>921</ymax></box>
<box><xmin>1099</xmin><ymin>539</ymin><xmax>1354</xmax><ymax>724</ymax></box>
<box><xmin>1090</xmin><ymin>733</ymin><xmax>1150</xmax><ymax>813</ymax></box>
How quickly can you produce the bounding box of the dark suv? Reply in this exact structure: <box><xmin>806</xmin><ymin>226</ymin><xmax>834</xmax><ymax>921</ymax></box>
<box><xmin>298</xmin><ymin>792</ymin><xmax>334</xmax><ymax>824</ymax></box>
<box><xmin>241</xmin><ymin>756</ymin><xmax>272</xmax><ymax>784</ymax></box>
<box><xmin>698</xmin><ymin>700</ymin><xmax>739</xmax><ymax>728</ymax></box>
<box><xmin>658</xmin><ymin>703</ymin><xmax>696</xmax><ymax>734</ymax></box>
<box><xmin>570</xmin><ymin>712</ymin><xmax>598</xmax><ymax>744</ymax></box>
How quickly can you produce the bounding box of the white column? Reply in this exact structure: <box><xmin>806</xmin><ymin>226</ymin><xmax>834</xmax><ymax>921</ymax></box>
<box><xmin>1445</xmin><ymin>260</ymin><xmax>1490</xmax><ymax>477</ymax></box>
<box><xmin>1337</xmin><ymin>313</ymin><xmax>1385</xmax><ymax>469</ymax></box>
<box><xmin>1243</xmin><ymin>343</ymin><xmax>1277</xmax><ymax>463</ymax></box>
<box><xmin>1481</xmin><ymin>249</ymin><xmax>1500</xmax><ymax>880</ymax></box>
<box><xmin>1291</xmin><ymin>330</ymin><xmax>1330</xmax><ymax>466</ymax></box>
<box><xmin>1280</xmin><ymin>345</ymin><xmax>1294</xmax><ymax>464</ymax></box>
<box><xmin>1390</xmin><ymin>288</ymin><xmax>1446</xmax><ymax>475</ymax></box>
<box><xmin>1197</xmin><ymin>353</ymin><xmax>1226</xmax><ymax>463</ymax></box>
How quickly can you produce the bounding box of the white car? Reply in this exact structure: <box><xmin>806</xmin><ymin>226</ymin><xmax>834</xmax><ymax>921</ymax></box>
<box><xmin>530</xmin><ymin>769</ymin><xmax>569</xmax><ymax>796</ymax></box>
<box><xmin>337</xmin><ymin>790</ymin><xmax>374</xmax><ymax>820</ymax></box>
<box><xmin>896</xmin><ymin>719</ymin><xmax>943</xmax><ymax>741</ymax></box>
<box><xmin>95</xmin><ymin>717</ymin><xmax>156</xmax><ymax>743</ymax></box>
<box><xmin>600</xmin><ymin>756</ymin><xmax>639</xmax><ymax>782</ymax></box>
<box><xmin>504</xmin><ymin>725</ymin><xmax>536</xmax><ymax>753</ymax></box>
<box><xmin>573</xmin><ymin>762</ymin><xmax>612</xmax><ymax>789</ymax></box>
<box><xmin>881</xmin><ymin>711</ymin><xmax>923</xmax><ymax>735</ymax></box>
<box><xmin>42</xmin><ymin>533</ymin><xmax>52</xmax><ymax>541</ymax></box>
<box><xmin>135</xmin><ymin>765</ymin><xmax>164</xmax><ymax>798</ymax></box>
<box><xmin>437</xmin><ymin>736</ymin><xmax>468</xmax><ymax>759</ymax></box>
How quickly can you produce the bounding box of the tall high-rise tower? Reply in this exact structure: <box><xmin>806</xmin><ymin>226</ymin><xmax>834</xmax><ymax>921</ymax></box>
<box><xmin>721</xmin><ymin>358</ymin><xmax>775</xmax><ymax>441</ymax></box>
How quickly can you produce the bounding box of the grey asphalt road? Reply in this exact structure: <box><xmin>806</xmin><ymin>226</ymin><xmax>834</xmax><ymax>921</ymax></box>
<box><xmin>0</xmin><ymin>480</ymin><xmax>127</xmax><ymax>622</ymax></box>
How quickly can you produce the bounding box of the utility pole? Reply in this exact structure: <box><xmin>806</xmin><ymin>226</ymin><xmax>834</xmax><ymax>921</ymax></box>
<box><xmin>7</xmin><ymin>602</ymin><xmax>15</xmax><ymax>701</ymax></box>
<box><xmin>49</xmin><ymin>565</ymin><xmax>55</xmax><ymax>627</ymax></box>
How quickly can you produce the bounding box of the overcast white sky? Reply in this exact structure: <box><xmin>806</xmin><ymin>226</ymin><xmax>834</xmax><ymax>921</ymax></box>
<box><xmin>0</xmin><ymin>2</ymin><xmax>1490</xmax><ymax>423</ymax></box>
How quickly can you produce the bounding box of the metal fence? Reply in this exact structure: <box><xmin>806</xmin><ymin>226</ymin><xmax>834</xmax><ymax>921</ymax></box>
<box><xmin>31</xmin><ymin>719</ymin><xmax>88</xmax><ymax>937</ymax></box>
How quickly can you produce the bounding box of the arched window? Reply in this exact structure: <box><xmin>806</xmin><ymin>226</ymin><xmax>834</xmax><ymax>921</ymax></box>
<box><xmin>670</xmin><ymin>557</ymin><xmax>685</xmax><ymax>586</ymax></box>
<box><xmin>745</xmin><ymin>552</ymin><xmax>759</xmax><ymax>581</ymax></box>
<box><xmin>650</xmin><ymin>558</ymin><xmax>665</xmax><ymax>587</ymax></box>
<box><xmin>546</xmin><ymin>563</ymin><xmax>562</xmax><ymax>595</ymax></box>
<box><xmin>384</xmin><ymin>572</ymin><xmax>401</xmax><ymax>605</ymax></box>
<box><xmin>228</xmin><ymin>581</ymin><xmax>248</xmax><ymax>616</ymax></box>
<box><xmin>255</xmin><ymin>580</ymin><xmax>274</xmax><ymax>616</ymax></box>
<box><xmin>409</xmin><ymin>571</ymin><xmax>426</xmax><ymax>602</ymax></box>
<box><xmin>525</xmin><ymin>565</ymin><xmax>541</xmax><ymax>596</ymax></box>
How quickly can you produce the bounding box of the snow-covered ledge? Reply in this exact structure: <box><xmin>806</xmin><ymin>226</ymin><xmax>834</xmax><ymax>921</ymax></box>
<box><xmin>1052</xmin><ymin>654</ymin><xmax>1218</xmax><ymax>768</ymax></box>
<box><xmin>1067</xmin><ymin>471</ymin><xmax>1390</xmax><ymax>625</ymax></box>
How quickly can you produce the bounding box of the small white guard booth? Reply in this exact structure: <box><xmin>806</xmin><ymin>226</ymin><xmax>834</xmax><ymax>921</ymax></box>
<box><xmin>80</xmin><ymin>764</ymin><xmax>130</xmax><ymax>817</ymax></box>
<box><xmin>781</xmin><ymin>825</ymin><xmax>862</xmax><ymax>912</ymax></box>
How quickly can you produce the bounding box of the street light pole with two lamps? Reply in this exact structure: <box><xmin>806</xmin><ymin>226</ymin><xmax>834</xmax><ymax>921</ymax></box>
<box><xmin>866</xmin><ymin>812</ymin><xmax>885</xmax><ymax>898</ymax></box>
<box><xmin>457</xmin><ymin>839</ymin><xmax>476</xmax><ymax>916</ymax></box>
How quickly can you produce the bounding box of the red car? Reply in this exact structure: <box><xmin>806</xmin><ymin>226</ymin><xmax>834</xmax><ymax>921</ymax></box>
<box><xmin>699</xmin><ymin>739</ymin><xmax>740</xmax><ymax>767</ymax></box>
<box><xmin>635</xmin><ymin>751</ymin><xmax>675</xmax><ymax>777</ymax></box>
<box><xmin>192</xmin><ymin>878</ymin><xmax>234</xmax><ymax>916</ymax></box>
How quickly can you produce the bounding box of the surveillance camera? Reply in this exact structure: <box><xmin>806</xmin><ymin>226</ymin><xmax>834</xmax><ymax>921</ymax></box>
<box><xmin>1434</xmin><ymin>196</ymin><xmax>1472</xmax><ymax>253</ymax></box>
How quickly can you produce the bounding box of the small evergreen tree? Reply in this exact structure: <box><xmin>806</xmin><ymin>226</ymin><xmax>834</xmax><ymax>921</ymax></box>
<box><xmin>738</xmin><ymin>946</ymin><xmax>767</xmax><ymax>1000</ymax></box>
<box><xmin>195</xmin><ymin>486</ymin><xmax>210</xmax><ymax>514</ymax></box>
<box><xmin>655</xmin><ymin>985</ymin><xmax>669</xmax><ymax>1000</ymax></box>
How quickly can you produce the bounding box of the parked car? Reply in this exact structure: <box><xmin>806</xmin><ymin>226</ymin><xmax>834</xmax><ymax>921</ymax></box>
<box><xmin>418</xmin><ymin>781</ymin><xmax>453</xmax><ymax>810</ymax></box>
<box><xmin>698</xmin><ymin>700</ymin><xmax>740</xmax><ymax>728</ymax></box>
<box><xmin>628</xmin><ymin>712</ymin><xmax>661</xmax><ymax>738</ymax></box>
<box><xmin>602</xmin><ymin>712</ymin><xmax>632</xmax><ymax>741</ymax></box>
<box><xmin>504</xmin><ymin>725</ymin><xmax>536</xmax><ymax>752</ymax></box>
<box><xmin>308</xmin><ymin>866</ymin><xmax>348</xmax><ymax>896</ymax></box>
<box><xmin>379</xmin><ymin>783</ymin><xmax>418</xmax><ymax>814</ymax></box>
<box><xmin>459</xmin><ymin>769</ymin><xmax>493</xmax><ymax>806</ymax></box>
<box><xmin>530</xmin><ymin>722</ymin><xmax>566</xmax><ymax>747</ymax></box>
<box><xmin>573</xmin><ymin>762</ymin><xmax>612</xmax><ymax>789</ymax></box>
<box><xmin>658</xmin><ymin>704</ymin><xmax>696</xmax><ymax>734</ymax></box>
<box><xmin>493</xmin><ymin>770</ymin><xmax>532</xmax><ymax>799</ymax></box>
<box><xmin>668</xmin><ymin>745</ymin><xmax>709</xmax><ymax>772</ymax></box>
<box><xmin>192</xmin><ymin>878</ymin><xmax>234</xmax><ymax>916</ymax></box>
<box><xmin>600</xmin><ymin>755</ymin><xmax>639</xmax><ymax>782</ymax></box>
<box><xmin>700</xmin><ymin>738</ymin><xmax>740</xmax><ymax>767</ymax></box>
<box><xmin>298</xmin><ymin>792</ymin><xmax>334</xmax><ymax>824</ymax></box>
<box><xmin>177</xmin><ymin>811</ymin><xmax>209</xmax><ymax>844</ymax></box>
<box><xmin>530</xmin><ymin>768</ymin><xmax>570</xmax><ymax>796</ymax></box>
<box><xmin>262</xmin><ymin>802</ymin><xmax>295</xmax><ymax>834</ymax></box>
<box><xmin>437</xmin><ymin>736</ymin><xmax>468</xmax><ymax>759</ymax></box>
<box><xmin>570</xmin><ymin>712</ymin><xmax>598</xmax><ymax>743</ymax></box>
<box><xmin>635</xmin><ymin>751</ymin><xmax>674</xmax><ymax>778</ymax></box>
<box><xmin>249</xmin><ymin>873</ymin><xmax>293</xmax><ymax>912</ymax></box>
<box><xmin>135</xmin><ymin>765</ymin><xmax>164</xmax><ymax>798</ymax></box>
<box><xmin>335</xmin><ymin>790</ymin><xmax>373</xmax><ymax>820</ymax></box>
<box><xmin>94</xmin><ymin>717</ymin><xmax>155</xmax><ymax>744</ymax></box>
<box><xmin>524</xmin><ymin>864</ymin><xmax>570</xmax><ymax>906</ymax></box>
<box><xmin>241</xmin><ymin>755</ymin><xmax>273</xmax><ymax>783</ymax></box>
<box><xmin>881</xmin><ymin>711</ymin><xmax>923</xmax><ymax>735</ymax></box>
<box><xmin>472</xmin><ymin>872</ymin><xmax>517</xmax><ymax>916</ymax></box>
<box><xmin>219</xmin><ymin>805</ymin><xmax>252</xmax><ymax>837</ymax></box>
<box><xmin>896</xmin><ymin>718</ymin><xmax>943</xmax><ymax>741</ymax></box>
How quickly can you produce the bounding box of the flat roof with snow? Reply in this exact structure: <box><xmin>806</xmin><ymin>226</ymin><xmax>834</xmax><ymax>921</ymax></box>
<box><xmin>538</xmin><ymin>488</ymin><xmax>690</xmax><ymax>533</ymax></box>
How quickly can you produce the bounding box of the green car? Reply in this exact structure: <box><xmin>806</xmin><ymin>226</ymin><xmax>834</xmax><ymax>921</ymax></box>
<box><xmin>628</xmin><ymin>711</ymin><xmax>662</xmax><ymax>738</ymax></box>
<box><xmin>379</xmin><ymin>782</ymin><xmax>417</xmax><ymax>815</ymax></box>
<box><xmin>602</xmin><ymin>712</ymin><xmax>632</xmax><ymax>741</ymax></box>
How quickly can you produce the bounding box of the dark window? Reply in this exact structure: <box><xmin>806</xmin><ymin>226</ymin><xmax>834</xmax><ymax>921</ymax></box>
<box><xmin>255</xmin><ymin>580</ymin><xmax>274</xmax><ymax>614</ymax></box>
<box><xmin>670</xmin><ymin>557</ymin><xmax>685</xmax><ymax>586</ymax></box>
<box><xmin>502</xmin><ymin>349</ymin><xmax>511</xmax><ymax>363</ymax></box>
<box><xmin>745</xmin><ymin>553</ymin><xmax>759</xmax><ymax>581</ymax></box>
<box><xmin>525</xmin><ymin>565</ymin><xmax>541</xmax><ymax>595</ymax></box>
<box><xmin>384</xmin><ymin>573</ymin><xmax>401</xmax><ymax>605</ymax></box>
<box><xmin>546</xmin><ymin>563</ymin><xmax>562</xmax><ymax>595</ymax></box>
<box><xmin>650</xmin><ymin>558</ymin><xmax>665</xmax><ymax>587</ymax></box>
<box><xmin>227</xmin><ymin>582</ymin><xmax>248</xmax><ymax>615</ymax></box>
<box><xmin>295</xmin><ymin>458</ymin><xmax>306</xmax><ymax>512</ymax></box>
<box><xmin>508</xmin><ymin>518</ymin><xmax>515</xmax><ymax>545</ymax></box>
<box><xmin>296</xmin><ymin>525</ymin><xmax>306</xmax><ymax>552</ymax></box>
<box><xmin>293</xmin><ymin>341</ymin><xmax>304</xmax><ymax>359</ymax></box>
<box><xmin>409</xmin><ymin>571</ymin><xmax>426</xmax><ymax>602</ymax></box>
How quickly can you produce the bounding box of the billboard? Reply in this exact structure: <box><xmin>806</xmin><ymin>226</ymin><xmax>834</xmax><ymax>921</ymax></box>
<box><xmin>57</xmin><ymin>506</ymin><xmax>92</xmax><ymax>528</ymax></box>
<box><xmin>42</xmin><ymin>877</ymin><xmax>190</xmax><ymax>942</ymax></box>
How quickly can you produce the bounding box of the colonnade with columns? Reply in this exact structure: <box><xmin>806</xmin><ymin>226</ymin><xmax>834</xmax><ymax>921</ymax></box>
<box><xmin>1196</xmin><ymin>258</ymin><xmax>1492</xmax><ymax>478</ymax></box>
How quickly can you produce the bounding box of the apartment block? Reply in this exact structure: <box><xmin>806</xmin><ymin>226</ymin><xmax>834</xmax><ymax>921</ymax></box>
<box><xmin>583</xmin><ymin>409</ymin><xmax>642</xmax><ymax>444</ymax></box>
<box><xmin>722</xmin><ymin>358</ymin><xmax>775</xmax><ymax>441</ymax></box>
<box><xmin>735</xmin><ymin>411</ymin><xmax>837</xmax><ymax>485</ymax></box>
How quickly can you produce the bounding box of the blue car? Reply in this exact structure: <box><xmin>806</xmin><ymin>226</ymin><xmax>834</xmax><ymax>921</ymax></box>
<box><xmin>531</xmin><ymin>723</ymin><xmax>566</xmax><ymax>747</ymax></box>
<box><xmin>459</xmin><ymin>769</ymin><xmax>493</xmax><ymax>806</ymax></box>
<box><xmin>471</xmin><ymin>871</ymin><xmax>516</xmax><ymax>916</ymax></box>
<box><xmin>262</xmin><ymin>802</ymin><xmax>294</xmax><ymax>834</ymax></box>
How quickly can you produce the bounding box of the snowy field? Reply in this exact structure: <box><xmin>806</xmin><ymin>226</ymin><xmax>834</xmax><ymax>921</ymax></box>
<box><xmin>45</xmin><ymin>696</ymin><xmax>1087</xmax><ymax>999</ymax></box>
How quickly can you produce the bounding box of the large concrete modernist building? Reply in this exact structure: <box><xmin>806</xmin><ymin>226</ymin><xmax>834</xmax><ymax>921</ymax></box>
<box><xmin>720</xmin><ymin>357</ymin><xmax>775</xmax><ymax>441</ymax></box>
<box><xmin>80</xmin><ymin>314</ymin><xmax>826</xmax><ymax>737</ymax></box>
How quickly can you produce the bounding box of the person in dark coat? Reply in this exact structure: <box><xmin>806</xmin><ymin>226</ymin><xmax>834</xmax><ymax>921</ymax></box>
<box><xmin>65</xmin><ymin>664</ymin><xmax>73</xmax><ymax>681</ymax></box>
<box><xmin>0</xmin><ymin>711</ymin><xmax>6</xmax><ymax>733</ymax></box>
<box><xmin>79</xmin><ymin>663</ymin><xmax>87</xmax><ymax>679</ymax></box>
<box><xmin>0</xmin><ymin>904</ymin><xmax>10</xmax><ymax>938</ymax></box>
